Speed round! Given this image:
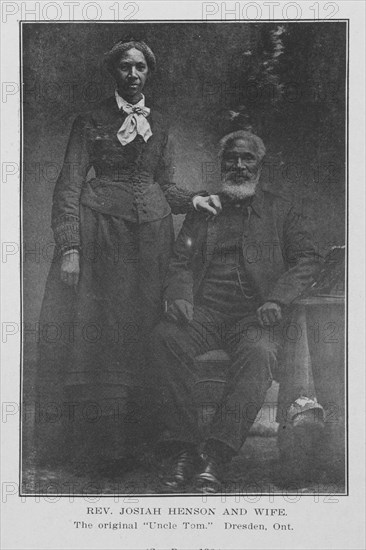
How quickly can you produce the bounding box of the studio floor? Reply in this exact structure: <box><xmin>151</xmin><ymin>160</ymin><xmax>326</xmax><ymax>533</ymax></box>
<box><xmin>22</xmin><ymin>426</ymin><xmax>346</xmax><ymax>497</ymax></box>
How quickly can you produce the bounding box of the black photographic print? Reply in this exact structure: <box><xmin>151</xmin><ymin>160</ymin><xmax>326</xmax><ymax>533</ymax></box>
<box><xmin>20</xmin><ymin>21</ymin><xmax>347</xmax><ymax>498</ymax></box>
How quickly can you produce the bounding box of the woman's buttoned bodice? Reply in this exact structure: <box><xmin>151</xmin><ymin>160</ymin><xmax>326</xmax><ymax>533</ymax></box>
<box><xmin>51</xmin><ymin>97</ymin><xmax>194</xmax><ymax>251</ymax></box>
<box><xmin>81</xmin><ymin>97</ymin><xmax>173</xmax><ymax>221</ymax></box>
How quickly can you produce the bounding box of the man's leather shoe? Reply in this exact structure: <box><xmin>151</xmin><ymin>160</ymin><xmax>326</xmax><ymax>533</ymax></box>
<box><xmin>162</xmin><ymin>450</ymin><xmax>199</xmax><ymax>492</ymax></box>
<box><xmin>195</xmin><ymin>455</ymin><xmax>223</xmax><ymax>494</ymax></box>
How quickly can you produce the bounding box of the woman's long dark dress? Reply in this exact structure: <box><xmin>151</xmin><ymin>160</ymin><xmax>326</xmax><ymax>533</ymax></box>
<box><xmin>35</xmin><ymin>96</ymin><xmax>196</xmax><ymax>466</ymax></box>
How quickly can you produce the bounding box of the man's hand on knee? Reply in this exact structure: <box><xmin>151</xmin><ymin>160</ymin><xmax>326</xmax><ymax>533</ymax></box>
<box><xmin>166</xmin><ymin>299</ymin><xmax>194</xmax><ymax>324</ymax></box>
<box><xmin>256</xmin><ymin>302</ymin><xmax>282</xmax><ymax>327</ymax></box>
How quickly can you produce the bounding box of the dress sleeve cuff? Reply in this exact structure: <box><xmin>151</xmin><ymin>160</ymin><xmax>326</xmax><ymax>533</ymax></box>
<box><xmin>62</xmin><ymin>247</ymin><xmax>80</xmax><ymax>256</ymax></box>
<box><xmin>52</xmin><ymin>215</ymin><xmax>80</xmax><ymax>253</ymax></box>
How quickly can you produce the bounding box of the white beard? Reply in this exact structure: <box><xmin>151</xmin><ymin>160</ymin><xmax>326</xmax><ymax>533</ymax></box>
<box><xmin>221</xmin><ymin>178</ymin><xmax>259</xmax><ymax>200</ymax></box>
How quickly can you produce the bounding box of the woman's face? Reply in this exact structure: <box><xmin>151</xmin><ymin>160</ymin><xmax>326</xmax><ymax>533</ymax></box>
<box><xmin>113</xmin><ymin>47</ymin><xmax>149</xmax><ymax>103</ymax></box>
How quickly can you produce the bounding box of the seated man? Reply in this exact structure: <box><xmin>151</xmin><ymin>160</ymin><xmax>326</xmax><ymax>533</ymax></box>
<box><xmin>149</xmin><ymin>130</ymin><xmax>321</xmax><ymax>493</ymax></box>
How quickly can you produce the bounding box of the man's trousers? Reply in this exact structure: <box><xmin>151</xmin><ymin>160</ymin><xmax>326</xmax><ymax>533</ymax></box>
<box><xmin>149</xmin><ymin>305</ymin><xmax>282</xmax><ymax>455</ymax></box>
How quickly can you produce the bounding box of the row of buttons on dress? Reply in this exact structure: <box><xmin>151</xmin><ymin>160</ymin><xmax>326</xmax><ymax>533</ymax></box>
<box><xmin>132</xmin><ymin>159</ymin><xmax>148</xmax><ymax>216</ymax></box>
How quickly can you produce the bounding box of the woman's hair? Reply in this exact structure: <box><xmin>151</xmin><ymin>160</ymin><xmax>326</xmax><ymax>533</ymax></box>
<box><xmin>219</xmin><ymin>130</ymin><xmax>266</xmax><ymax>162</ymax></box>
<box><xmin>104</xmin><ymin>38</ymin><xmax>156</xmax><ymax>73</ymax></box>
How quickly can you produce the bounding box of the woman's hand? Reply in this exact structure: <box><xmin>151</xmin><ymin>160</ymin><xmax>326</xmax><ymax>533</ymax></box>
<box><xmin>193</xmin><ymin>194</ymin><xmax>222</xmax><ymax>218</ymax></box>
<box><xmin>60</xmin><ymin>249</ymin><xmax>80</xmax><ymax>288</ymax></box>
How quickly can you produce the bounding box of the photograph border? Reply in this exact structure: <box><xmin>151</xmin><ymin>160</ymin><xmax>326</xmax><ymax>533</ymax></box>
<box><xmin>19</xmin><ymin>18</ymin><xmax>350</xmax><ymax>498</ymax></box>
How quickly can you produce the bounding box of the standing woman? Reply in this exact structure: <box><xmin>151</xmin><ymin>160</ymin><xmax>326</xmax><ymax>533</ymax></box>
<box><xmin>34</xmin><ymin>38</ymin><xmax>221</xmax><ymax>475</ymax></box>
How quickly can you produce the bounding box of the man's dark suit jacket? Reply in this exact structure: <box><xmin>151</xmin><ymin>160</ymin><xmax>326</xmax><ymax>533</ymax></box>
<box><xmin>164</xmin><ymin>187</ymin><xmax>321</xmax><ymax>308</ymax></box>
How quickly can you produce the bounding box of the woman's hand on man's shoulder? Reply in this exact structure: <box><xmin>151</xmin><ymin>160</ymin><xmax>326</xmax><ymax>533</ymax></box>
<box><xmin>192</xmin><ymin>194</ymin><xmax>222</xmax><ymax>219</ymax></box>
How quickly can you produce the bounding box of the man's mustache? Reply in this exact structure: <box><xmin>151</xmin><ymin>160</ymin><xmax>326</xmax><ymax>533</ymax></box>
<box><xmin>224</xmin><ymin>169</ymin><xmax>253</xmax><ymax>182</ymax></box>
<box><xmin>227</xmin><ymin>169</ymin><xmax>251</xmax><ymax>176</ymax></box>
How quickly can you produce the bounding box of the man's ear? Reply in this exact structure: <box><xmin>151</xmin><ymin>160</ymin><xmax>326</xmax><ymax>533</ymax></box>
<box><xmin>257</xmin><ymin>157</ymin><xmax>265</xmax><ymax>170</ymax></box>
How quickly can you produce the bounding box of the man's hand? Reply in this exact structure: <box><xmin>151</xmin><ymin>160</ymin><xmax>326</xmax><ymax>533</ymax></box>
<box><xmin>256</xmin><ymin>302</ymin><xmax>282</xmax><ymax>327</ymax></box>
<box><xmin>166</xmin><ymin>299</ymin><xmax>194</xmax><ymax>324</ymax></box>
<box><xmin>60</xmin><ymin>249</ymin><xmax>80</xmax><ymax>288</ymax></box>
<box><xmin>193</xmin><ymin>194</ymin><xmax>222</xmax><ymax>218</ymax></box>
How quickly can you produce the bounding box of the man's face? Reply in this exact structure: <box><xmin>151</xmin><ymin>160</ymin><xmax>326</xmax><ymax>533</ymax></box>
<box><xmin>113</xmin><ymin>48</ymin><xmax>149</xmax><ymax>103</ymax></box>
<box><xmin>222</xmin><ymin>139</ymin><xmax>260</xmax><ymax>185</ymax></box>
<box><xmin>221</xmin><ymin>138</ymin><xmax>262</xmax><ymax>199</ymax></box>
